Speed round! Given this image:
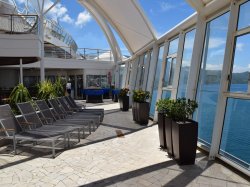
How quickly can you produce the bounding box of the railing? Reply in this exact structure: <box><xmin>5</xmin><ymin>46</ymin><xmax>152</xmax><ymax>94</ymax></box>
<box><xmin>44</xmin><ymin>45</ymin><xmax>114</xmax><ymax>62</ymax></box>
<box><xmin>0</xmin><ymin>14</ymin><xmax>38</xmax><ymax>34</ymax></box>
<box><xmin>44</xmin><ymin>19</ymin><xmax>78</xmax><ymax>52</ymax></box>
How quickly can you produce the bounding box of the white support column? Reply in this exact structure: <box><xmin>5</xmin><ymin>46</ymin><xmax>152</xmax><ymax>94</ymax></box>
<box><xmin>186</xmin><ymin>14</ymin><xmax>207</xmax><ymax>100</ymax></box>
<box><xmin>146</xmin><ymin>44</ymin><xmax>159</xmax><ymax>92</ymax></box>
<box><xmin>129</xmin><ymin>57</ymin><xmax>139</xmax><ymax>91</ymax></box>
<box><xmin>123</xmin><ymin>62</ymin><xmax>129</xmax><ymax>88</ymax></box>
<box><xmin>19</xmin><ymin>58</ymin><xmax>23</xmax><ymax>84</ymax></box>
<box><xmin>142</xmin><ymin>50</ymin><xmax>152</xmax><ymax>91</ymax></box>
<box><xmin>39</xmin><ymin>14</ymin><xmax>45</xmax><ymax>82</ymax></box>
<box><xmin>171</xmin><ymin>32</ymin><xmax>185</xmax><ymax>99</ymax></box>
<box><xmin>115</xmin><ymin>64</ymin><xmax>120</xmax><ymax>88</ymax></box>
<box><xmin>209</xmin><ymin>1</ymin><xmax>239</xmax><ymax>160</ymax></box>
<box><xmin>154</xmin><ymin>41</ymin><xmax>170</xmax><ymax>121</ymax></box>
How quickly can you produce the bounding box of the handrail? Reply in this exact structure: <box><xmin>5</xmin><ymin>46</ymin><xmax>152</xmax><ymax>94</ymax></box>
<box><xmin>0</xmin><ymin>13</ymin><xmax>38</xmax><ymax>34</ymax></box>
<box><xmin>44</xmin><ymin>45</ymin><xmax>114</xmax><ymax>61</ymax></box>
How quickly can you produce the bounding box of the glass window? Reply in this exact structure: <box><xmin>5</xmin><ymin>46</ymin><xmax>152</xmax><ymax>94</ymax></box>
<box><xmin>162</xmin><ymin>90</ymin><xmax>171</xmax><ymax>99</ymax></box>
<box><xmin>87</xmin><ymin>75</ymin><xmax>108</xmax><ymax>88</ymax></box>
<box><xmin>145</xmin><ymin>51</ymin><xmax>152</xmax><ymax>89</ymax></box>
<box><xmin>150</xmin><ymin>45</ymin><xmax>164</xmax><ymax>117</ymax></box>
<box><xmin>168</xmin><ymin>38</ymin><xmax>179</xmax><ymax>55</ymax></box>
<box><xmin>229</xmin><ymin>34</ymin><xmax>250</xmax><ymax>93</ymax></box>
<box><xmin>163</xmin><ymin>58</ymin><xmax>176</xmax><ymax>87</ymax></box>
<box><xmin>237</xmin><ymin>1</ymin><xmax>250</xmax><ymax>30</ymax></box>
<box><xmin>139</xmin><ymin>53</ymin><xmax>148</xmax><ymax>88</ymax></box>
<box><xmin>220</xmin><ymin>98</ymin><xmax>250</xmax><ymax>170</ymax></box>
<box><xmin>177</xmin><ymin>29</ymin><xmax>196</xmax><ymax>98</ymax></box>
<box><xmin>119</xmin><ymin>64</ymin><xmax>126</xmax><ymax>88</ymax></box>
<box><xmin>195</xmin><ymin>12</ymin><xmax>230</xmax><ymax>146</ymax></box>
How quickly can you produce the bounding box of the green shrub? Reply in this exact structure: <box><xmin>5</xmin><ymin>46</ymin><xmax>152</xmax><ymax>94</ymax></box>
<box><xmin>168</xmin><ymin>98</ymin><xmax>198</xmax><ymax>122</ymax></box>
<box><xmin>133</xmin><ymin>90</ymin><xmax>150</xmax><ymax>103</ymax></box>
<box><xmin>156</xmin><ymin>98</ymin><xmax>172</xmax><ymax>114</ymax></box>
<box><xmin>54</xmin><ymin>77</ymin><xmax>65</xmax><ymax>97</ymax></box>
<box><xmin>37</xmin><ymin>80</ymin><xmax>57</xmax><ymax>100</ymax></box>
<box><xmin>119</xmin><ymin>88</ymin><xmax>129</xmax><ymax>97</ymax></box>
<box><xmin>9</xmin><ymin>83</ymin><xmax>32</xmax><ymax>114</ymax></box>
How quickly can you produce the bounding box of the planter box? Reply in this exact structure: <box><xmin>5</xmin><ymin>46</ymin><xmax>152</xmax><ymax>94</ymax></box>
<box><xmin>165</xmin><ymin>117</ymin><xmax>173</xmax><ymax>156</ymax></box>
<box><xmin>172</xmin><ymin>119</ymin><xmax>198</xmax><ymax>165</ymax></box>
<box><xmin>119</xmin><ymin>96</ymin><xmax>129</xmax><ymax>111</ymax></box>
<box><xmin>132</xmin><ymin>102</ymin><xmax>149</xmax><ymax>125</ymax></box>
<box><xmin>158</xmin><ymin>113</ymin><xmax>167</xmax><ymax>148</ymax></box>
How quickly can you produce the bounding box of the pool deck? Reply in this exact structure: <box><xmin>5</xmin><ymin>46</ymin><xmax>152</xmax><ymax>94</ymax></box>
<box><xmin>0</xmin><ymin>99</ymin><xmax>249</xmax><ymax>186</ymax></box>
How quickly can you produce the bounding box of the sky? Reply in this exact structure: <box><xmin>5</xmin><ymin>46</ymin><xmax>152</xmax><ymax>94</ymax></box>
<box><xmin>15</xmin><ymin>0</ymin><xmax>195</xmax><ymax>55</ymax></box>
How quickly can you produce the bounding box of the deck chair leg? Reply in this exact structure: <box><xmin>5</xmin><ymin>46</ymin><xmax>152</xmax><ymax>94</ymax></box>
<box><xmin>52</xmin><ymin>141</ymin><xmax>55</xmax><ymax>158</ymax></box>
<box><xmin>13</xmin><ymin>135</ymin><xmax>17</xmax><ymax>155</ymax></box>
<box><xmin>82</xmin><ymin>129</ymin><xmax>85</xmax><ymax>138</ymax></box>
<box><xmin>89</xmin><ymin>124</ymin><xmax>91</xmax><ymax>134</ymax></box>
<box><xmin>67</xmin><ymin>133</ymin><xmax>70</xmax><ymax>148</ymax></box>
<box><xmin>64</xmin><ymin>134</ymin><xmax>66</xmax><ymax>148</ymax></box>
<box><xmin>78</xmin><ymin>129</ymin><xmax>80</xmax><ymax>142</ymax></box>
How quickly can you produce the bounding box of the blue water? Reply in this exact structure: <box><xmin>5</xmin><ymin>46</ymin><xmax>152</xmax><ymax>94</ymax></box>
<box><xmin>150</xmin><ymin>84</ymin><xmax>250</xmax><ymax>169</ymax></box>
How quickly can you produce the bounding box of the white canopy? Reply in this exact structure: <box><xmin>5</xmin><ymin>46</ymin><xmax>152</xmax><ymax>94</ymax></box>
<box><xmin>78</xmin><ymin>0</ymin><xmax>156</xmax><ymax>55</ymax></box>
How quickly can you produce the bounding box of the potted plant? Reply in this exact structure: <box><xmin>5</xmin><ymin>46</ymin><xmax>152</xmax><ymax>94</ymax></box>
<box><xmin>156</xmin><ymin>98</ymin><xmax>170</xmax><ymax>148</ymax></box>
<box><xmin>132</xmin><ymin>90</ymin><xmax>150</xmax><ymax>125</ymax></box>
<box><xmin>37</xmin><ymin>80</ymin><xmax>57</xmax><ymax>101</ymax></box>
<box><xmin>118</xmin><ymin>88</ymin><xmax>129</xmax><ymax>111</ymax></box>
<box><xmin>170</xmin><ymin>98</ymin><xmax>198</xmax><ymax>165</ymax></box>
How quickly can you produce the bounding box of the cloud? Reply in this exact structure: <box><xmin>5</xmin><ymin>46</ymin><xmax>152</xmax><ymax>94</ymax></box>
<box><xmin>236</xmin><ymin>42</ymin><xmax>244</xmax><ymax>51</ymax></box>
<box><xmin>206</xmin><ymin>63</ymin><xmax>223</xmax><ymax>70</ymax></box>
<box><xmin>208</xmin><ymin>38</ymin><xmax>226</xmax><ymax>48</ymax></box>
<box><xmin>233</xmin><ymin>64</ymin><xmax>250</xmax><ymax>73</ymax></box>
<box><xmin>60</xmin><ymin>14</ymin><xmax>74</xmax><ymax>24</ymax></box>
<box><xmin>160</xmin><ymin>2</ymin><xmax>175</xmax><ymax>12</ymax></box>
<box><xmin>75</xmin><ymin>11</ymin><xmax>92</xmax><ymax>28</ymax></box>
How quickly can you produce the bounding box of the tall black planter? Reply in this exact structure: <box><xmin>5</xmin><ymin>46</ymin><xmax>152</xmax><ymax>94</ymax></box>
<box><xmin>172</xmin><ymin>119</ymin><xmax>198</xmax><ymax>165</ymax></box>
<box><xmin>158</xmin><ymin>113</ymin><xmax>167</xmax><ymax>148</ymax></box>
<box><xmin>132</xmin><ymin>102</ymin><xmax>149</xmax><ymax>125</ymax></box>
<box><xmin>119</xmin><ymin>96</ymin><xmax>129</xmax><ymax>111</ymax></box>
<box><xmin>165</xmin><ymin>117</ymin><xmax>173</xmax><ymax>157</ymax></box>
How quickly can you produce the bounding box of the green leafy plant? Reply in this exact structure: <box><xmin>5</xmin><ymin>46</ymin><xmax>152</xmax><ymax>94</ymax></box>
<box><xmin>37</xmin><ymin>80</ymin><xmax>57</xmax><ymax>100</ymax></box>
<box><xmin>156</xmin><ymin>98</ymin><xmax>171</xmax><ymax>114</ymax></box>
<box><xmin>9</xmin><ymin>83</ymin><xmax>32</xmax><ymax>114</ymax></box>
<box><xmin>119</xmin><ymin>88</ymin><xmax>129</xmax><ymax>97</ymax></box>
<box><xmin>54</xmin><ymin>77</ymin><xmax>65</xmax><ymax>97</ymax></box>
<box><xmin>133</xmin><ymin>89</ymin><xmax>150</xmax><ymax>103</ymax></box>
<box><xmin>168</xmin><ymin>98</ymin><xmax>198</xmax><ymax>122</ymax></box>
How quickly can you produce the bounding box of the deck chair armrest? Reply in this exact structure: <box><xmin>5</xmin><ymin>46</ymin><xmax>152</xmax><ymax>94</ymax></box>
<box><xmin>0</xmin><ymin>128</ymin><xmax>15</xmax><ymax>132</ymax></box>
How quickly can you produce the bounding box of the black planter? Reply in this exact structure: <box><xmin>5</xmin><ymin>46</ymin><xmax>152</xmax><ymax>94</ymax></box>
<box><xmin>165</xmin><ymin>117</ymin><xmax>173</xmax><ymax>156</ymax></box>
<box><xmin>113</xmin><ymin>94</ymin><xmax>118</xmax><ymax>102</ymax></box>
<box><xmin>119</xmin><ymin>96</ymin><xmax>129</xmax><ymax>111</ymax></box>
<box><xmin>136</xmin><ymin>102</ymin><xmax>149</xmax><ymax>125</ymax></box>
<box><xmin>172</xmin><ymin>119</ymin><xmax>198</xmax><ymax>165</ymax></box>
<box><xmin>158</xmin><ymin>113</ymin><xmax>167</xmax><ymax>148</ymax></box>
<box><xmin>132</xmin><ymin>102</ymin><xmax>149</xmax><ymax>125</ymax></box>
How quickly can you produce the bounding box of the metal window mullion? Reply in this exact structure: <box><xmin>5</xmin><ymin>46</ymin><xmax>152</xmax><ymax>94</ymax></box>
<box><xmin>209</xmin><ymin>0</ymin><xmax>239</xmax><ymax>160</ymax></box>
<box><xmin>153</xmin><ymin>41</ymin><xmax>170</xmax><ymax>121</ymax></box>
<box><xmin>142</xmin><ymin>50</ymin><xmax>152</xmax><ymax>91</ymax></box>
<box><xmin>129</xmin><ymin>57</ymin><xmax>139</xmax><ymax>91</ymax></box>
<box><xmin>135</xmin><ymin>55</ymin><xmax>143</xmax><ymax>89</ymax></box>
<box><xmin>171</xmin><ymin>32</ymin><xmax>185</xmax><ymax>99</ymax></box>
<box><xmin>186</xmin><ymin>14</ymin><xmax>207</xmax><ymax>100</ymax></box>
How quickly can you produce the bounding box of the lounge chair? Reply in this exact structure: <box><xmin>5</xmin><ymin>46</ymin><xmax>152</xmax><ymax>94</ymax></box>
<box><xmin>0</xmin><ymin>104</ymin><xmax>65</xmax><ymax>157</ymax></box>
<box><xmin>49</xmin><ymin>98</ymin><xmax>100</xmax><ymax>128</ymax></box>
<box><xmin>16</xmin><ymin>102</ymin><xmax>81</xmax><ymax>143</ymax></box>
<box><xmin>35</xmin><ymin>100</ymin><xmax>92</xmax><ymax>134</ymax></box>
<box><xmin>65</xmin><ymin>96</ymin><xmax>104</xmax><ymax>121</ymax></box>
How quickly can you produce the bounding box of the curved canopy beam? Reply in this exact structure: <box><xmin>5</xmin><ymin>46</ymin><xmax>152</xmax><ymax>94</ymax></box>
<box><xmin>78</xmin><ymin>0</ymin><xmax>122</xmax><ymax>63</ymax></box>
<box><xmin>79</xmin><ymin>0</ymin><xmax>156</xmax><ymax>55</ymax></box>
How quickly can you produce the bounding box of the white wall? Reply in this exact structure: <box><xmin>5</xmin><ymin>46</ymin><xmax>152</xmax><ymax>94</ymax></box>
<box><xmin>0</xmin><ymin>34</ymin><xmax>41</xmax><ymax>58</ymax></box>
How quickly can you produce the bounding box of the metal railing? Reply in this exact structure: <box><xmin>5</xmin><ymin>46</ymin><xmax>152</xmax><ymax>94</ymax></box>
<box><xmin>44</xmin><ymin>45</ymin><xmax>114</xmax><ymax>62</ymax></box>
<box><xmin>0</xmin><ymin>14</ymin><xmax>38</xmax><ymax>34</ymax></box>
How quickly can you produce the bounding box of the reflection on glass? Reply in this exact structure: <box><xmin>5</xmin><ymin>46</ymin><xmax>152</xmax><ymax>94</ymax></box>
<box><xmin>145</xmin><ymin>51</ymin><xmax>152</xmax><ymax>89</ymax></box>
<box><xmin>195</xmin><ymin>12</ymin><xmax>229</xmax><ymax>146</ymax></box>
<box><xmin>177</xmin><ymin>29</ymin><xmax>196</xmax><ymax>98</ymax></box>
<box><xmin>87</xmin><ymin>75</ymin><xmax>108</xmax><ymax>88</ymax></box>
<box><xmin>168</xmin><ymin>38</ymin><xmax>179</xmax><ymax>55</ymax></box>
<box><xmin>229</xmin><ymin>34</ymin><xmax>250</xmax><ymax>93</ymax></box>
<box><xmin>237</xmin><ymin>1</ymin><xmax>250</xmax><ymax>30</ymax></box>
<box><xmin>119</xmin><ymin>64</ymin><xmax>126</xmax><ymax>88</ymax></box>
<box><xmin>163</xmin><ymin>58</ymin><xmax>176</xmax><ymax>87</ymax></box>
<box><xmin>220</xmin><ymin>98</ymin><xmax>250</xmax><ymax>170</ymax></box>
<box><xmin>162</xmin><ymin>90</ymin><xmax>171</xmax><ymax>99</ymax></box>
<box><xmin>150</xmin><ymin>45</ymin><xmax>164</xmax><ymax>117</ymax></box>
